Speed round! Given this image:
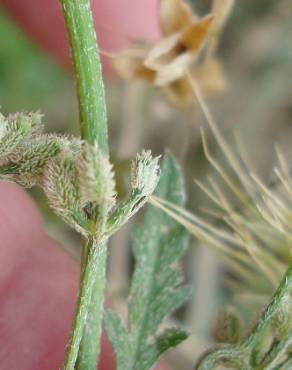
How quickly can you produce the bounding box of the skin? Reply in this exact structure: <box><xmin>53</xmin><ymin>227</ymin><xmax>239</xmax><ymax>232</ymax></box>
<box><xmin>0</xmin><ymin>1</ymin><xmax>167</xmax><ymax>369</ymax></box>
<box><xmin>0</xmin><ymin>182</ymin><xmax>114</xmax><ymax>369</ymax></box>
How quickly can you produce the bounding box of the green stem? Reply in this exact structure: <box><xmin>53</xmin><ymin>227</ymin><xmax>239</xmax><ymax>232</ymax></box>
<box><xmin>60</xmin><ymin>0</ymin><xmax>108</xmax><ymax>151</ymax></box>
<box><xmin>63</xmin><ymin>240</ymin><xmax>107</xmax><ymax>370</ymax></box>
<box><xmin>259</xmin><ymin>336</ymin><xmax>292</xmax><ymax>370</ymax></box>
<box><xmin>243</xmin><ymin>266</ymin><xmax>292</xmax><ymax>352</ymax></box>
<box><xmin>76</xmin><ymin>242</ymin><xmax>107</xmax><ymax>370</ymax></box>
<box><xmin>60</xmin><ymin>0</ymin><xmax>110</xmax><ymax>369</ymax></box>
<box><xmin>277</xmin><ymin>358</ymin><xmax>292</xmax><ymax>370</ymax></box>
<box><xmin>194</xmin><ymin>345</ymin><xmax>247</xmax><ymax>370</ymax></box>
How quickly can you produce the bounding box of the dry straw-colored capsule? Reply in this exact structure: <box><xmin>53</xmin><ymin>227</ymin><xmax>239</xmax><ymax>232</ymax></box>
<box><xmin>111</xmin><ymin>47</ymin><xmax>156</xmax><ymax>83</ymax></box>
<box><xmin>207</xmin><ymin>0</ymin><xmax>235</xmax><ymax>58</ymax></box>
<box><xmin>144</xmin><ymin>14</ymin><xmax>213</xmax><ymax>86</ymax></box>
<box><xmin>159</xmin><ymin>0</ymin><xmax>194</xmax><ymax>36</ymax></box>
<box><xmin>211</xmin><ymin>0</ymin><xmax>235</xmax><ymax>36</ymax></box>
<box><xmin>112</xmin><ymin>0</ymin><xmax>213</xmax><ymax>86</ymax></box>
<box><xmin>111</xmin><ymin>0</ymin><xmax>231</xmax><ymax>108</ymax></box>
<box><xmin>163</xmin><ymin>58</ymin><xmax>226</xmax><ymax>108</ymax></box>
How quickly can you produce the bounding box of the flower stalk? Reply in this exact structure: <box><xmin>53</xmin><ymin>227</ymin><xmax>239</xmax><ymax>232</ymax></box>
<box><xmin>59</xmin><ymin>0</ymin><xmax>109</xmax><ymax>369</ymax></box>
<box><xmin>62</xmin><ymin>239</ymin><xmax>107</xmax><ymax>370</ymax></box>
<box><xmin>60</xmin><ymin>0</ymin><xmax>108</xmax><ymax>151</ymax></box>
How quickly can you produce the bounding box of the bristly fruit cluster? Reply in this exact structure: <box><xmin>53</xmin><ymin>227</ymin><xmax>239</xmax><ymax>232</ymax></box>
<box><xmin>0</xmin><ymin>110</ymin><xmax>191</xmax><ymax>370</ymax></box>
<box><xmin>0</xmin><ymin>111</ymin><xmax>160</xmax><ymax>240</ymax></box>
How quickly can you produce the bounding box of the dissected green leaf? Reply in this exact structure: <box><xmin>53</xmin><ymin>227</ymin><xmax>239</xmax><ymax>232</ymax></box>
<box><xmin>103</xmin><ymin>310</ymin><xmax>129</xmax><ymax>369</ymax></box>
<box><xmin>215</xmin><ymin>305</ymin><xmax>244</xmax><ymax>344</ymax></box>
<box><xmin>156</xmin><ymin>327</ymin><xmax>189</xmax><ymax>355</ymax></box>
<box><xmin>195</xmin><ymin>266</ymin><xmax>292</xmax><ymax>370</ymax></box>
<box><xmin>105</xmin><ymin>152</ymin><xmax>190</xmax><ymax>370</ymax></box>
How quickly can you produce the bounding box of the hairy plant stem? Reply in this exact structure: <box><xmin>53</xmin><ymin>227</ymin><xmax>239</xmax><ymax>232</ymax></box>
<box><xmin>60</xmin><ymin>0</ymin><xmax>108</xmax><ymax>151</ymax></box>
<box><xmin>63</xmin><ymin>240</ymin><xmax>107</xmax><ymax>370</ymax></box>
<box><xmin>76</xmin><ymin>242</ymin><xmax>107</xmax><ymax>370</ymax></box>
<box><xmin>60</xmin><ymin>0</ymin><xmax>109</xmax><ymax>369</ymax></box>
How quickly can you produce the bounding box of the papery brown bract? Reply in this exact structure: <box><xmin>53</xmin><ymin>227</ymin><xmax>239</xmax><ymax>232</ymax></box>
<box><xmin>145</xmin><ymin>15</ymin><xmax>214</xmax><ymax>86</ymax></box>
<box><xmin>163</xmin><ymin>58</ymin><xmax>225</xmax><ymax>108</ymax></box>
<box><xmin>159</xmin><ymin>0</ymin><xmax>194</xmax><ymax>36</ymax></box>
<box><xmin>111</xmin><ymin>48</ymin><xmax>156</xmax><ymax>83</ymax></box>
<box><xmin>211</xmin><ymin>0</ymin><xmax>235</xmax><ymax>36</ymax></box>
<box><xmin>111</xmin><ymin>0</ymin><xmax>230</xmax><ymax>109</ymax></box>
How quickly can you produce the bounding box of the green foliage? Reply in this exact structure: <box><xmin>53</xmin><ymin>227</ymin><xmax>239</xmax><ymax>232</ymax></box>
<box><xmin>0</xmin><ymin>111</ymin><xmax>160</xmax><ymax>241</ymax></box>
<box><xmin>215</xmin><ymin>306</ymin><xmax>244</xmax><ymax>345</ymax></box>
<box><xmin>105</xmin><ymin>153</ymin><xmax>190</xmax><ymax>370</ymax></box>
<box><xmin>0</xmin><ymin>112</ymin><xmax>161</xmax><ymax>370</ymax></box>
<box><xmin>195</xmin><ymin>266</ymin><xmax>292</xmax><ymax>370</ymax></box>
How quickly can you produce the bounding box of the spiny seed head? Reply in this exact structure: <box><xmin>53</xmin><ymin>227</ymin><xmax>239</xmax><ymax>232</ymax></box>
<box><xmin>43</xmin><ymin>155</ymin><xmax>87</xmax><ymax>236</ymax></box>
<box><xmin>77</xmin><ymin>143</ymin><xmax>116</xmax><ymax>210</ymax></box>
<box><xmin>6</xmin><ymin>111</ymin><xmax>43</xmax><ymax>130</ymax></box>
<box><xmin>7</xmin><ymin>136</ymin><xmax>61</xmax><ymax>187</ymax></box>
<box><xmin>57</xmin><ymin>136</ymin><xmax>83</xmax><ymax>157</ymax></box>
<box><xmin>0</xmin><ymin>111</ymin><xmax>44</xmax><ymax>161</ymax></box>
<box><xmin>131</xmin><ymin>150</ymin><xmax>161</xmax><ymax>196</ymax></box>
